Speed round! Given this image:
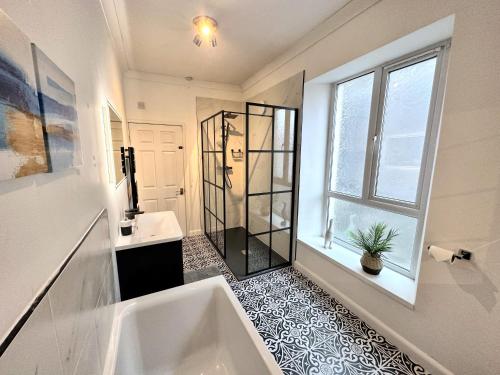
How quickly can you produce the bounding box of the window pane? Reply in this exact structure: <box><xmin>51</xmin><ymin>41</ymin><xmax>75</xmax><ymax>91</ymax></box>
<box><xmin>328</xmin><ymin>198</ymin><xmax>417</xmax><ymax>271</ymax></box>
<box><xmin>375</xmin><ymin>57</ymin><xmax>437</xmax><ymax>203</ymax></box>
<box><xmin>331</xmin><ymin>73</ymin><xmax>374</xmax><ymax>196</ymax></box>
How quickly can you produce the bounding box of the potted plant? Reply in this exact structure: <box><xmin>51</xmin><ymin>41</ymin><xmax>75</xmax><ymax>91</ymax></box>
<box><xmin>349</xmin><ymin>223</ymin><xmax>398</xmax><ymax>275</ymax></box>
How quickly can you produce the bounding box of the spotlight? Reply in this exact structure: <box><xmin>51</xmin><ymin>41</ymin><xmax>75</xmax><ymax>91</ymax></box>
<box><xmin>193</xmin><ymin>34</ymin><xmax>202</xmax><ymax>47</ymax></box>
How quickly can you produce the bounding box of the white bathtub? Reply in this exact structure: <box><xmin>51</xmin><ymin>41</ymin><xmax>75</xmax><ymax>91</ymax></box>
<box><xmin>103</xmin><ymin>276</ymin><xmax>282</xmax><ymax>375</ymax></box>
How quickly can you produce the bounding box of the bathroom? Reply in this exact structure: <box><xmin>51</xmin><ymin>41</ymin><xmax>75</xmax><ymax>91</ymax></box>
<box><xmin>0</xmin><ymin>1</ymin><xmax>499</xmax><ymax>374</ymax></box>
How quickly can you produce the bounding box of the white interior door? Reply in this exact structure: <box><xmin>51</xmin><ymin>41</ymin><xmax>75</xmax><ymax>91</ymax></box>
<box><xmin>129</xmin><ymin>123</ymin><xmax>186</xmax><ymax>234</ymax></box>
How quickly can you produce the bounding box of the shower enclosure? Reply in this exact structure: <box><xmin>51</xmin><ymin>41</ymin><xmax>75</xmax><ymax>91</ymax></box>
<box><xmin>201</xmin><ymin>103</ymin><xmax>298</xmax><ymax>280</ymax></box>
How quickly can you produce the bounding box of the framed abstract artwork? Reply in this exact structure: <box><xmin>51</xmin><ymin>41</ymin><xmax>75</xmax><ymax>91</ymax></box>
<box><xmin>0</xmin><ymin>11</ymin><xmax>49</xmax><ymax>180</ymax></box>
<box><xmin>32</xmin><ymin>45</ymin><xmax>81</xmax><ymax>172</ymax></box>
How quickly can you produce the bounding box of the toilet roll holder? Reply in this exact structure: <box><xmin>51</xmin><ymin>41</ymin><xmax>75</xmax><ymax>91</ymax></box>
<box><xmin>452</xmin><ymin>249</ymin><xmax>472</xmax><ymax>262</ymax></box>
<box><xmin>427</xmin><ymin>246</ymin><xmax>472</xmax><ymax>263</ymax></box>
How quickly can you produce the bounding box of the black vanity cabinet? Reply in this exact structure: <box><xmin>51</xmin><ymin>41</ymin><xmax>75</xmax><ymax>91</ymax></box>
<box><xmin>115</xmin><ymin>211</ymin><xmax>184</xmax><ymax>301</ymax></box>
<box><xmin>116</xmin><ymin>240</ymin><xmax>183</xmax><ymax>301</ymax></box>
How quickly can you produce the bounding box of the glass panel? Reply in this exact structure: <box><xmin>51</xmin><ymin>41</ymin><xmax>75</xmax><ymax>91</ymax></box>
<box><xmin>375</xmin><ymin>58</ymin><xmax>437</xmax><ymax>204</ymax></box>
<box><xmin>249</xmin><ymin>153</ymin><xmax>271</xmax><ymax>194</ymax></box>
<box><xmin>274</xmin><ymin>153</ymin><xmax>284</xmax><ymax>179</ymax></box>
<box><xmin>248</xmin><ymin>195</ymin><xmax>271</xmax><ymax>235</ymax></box>
<box><xmin>216</xmin><ymin>218</ymin><xmax>224</xmax><ymax>252</ymax></box>
<box><xmin>271</xmin><ymin>229</ymin><xmax>290</xmax><ymax>267</ymax></box>
<box><xmin>274</xmin><ymin>109</ymin><xmax>286</xmax><ymax>151</ymax></box>
<box><xmin>331</xmin><ymin>73</ymin><xmax>374</xmax><ymax>197</ymax></box>
<box><xmin>216</xmin><ymin>187</ymin><xmax>224</xmax><ymax>221</ymax></box>
<box><xmin>205</xmin><ymin>209</ymin><xmax>210</xmax><ymax>234</ymax></box>
<box><xmin>272</xmin><ymin>192</ymin><xmax>291</xmax><ymax>230</ymax></box>
<box><xmin>202</xmin><ymin>121</ymin><xmax>209</xmax><ymax>151</ymax></box>
<box><xmin>209</xmin><ymin>152</ymin><xmax>215</xmax><ymax>184</ymax></box>
<box><xmin>207</xmin><ymin>117</ymin><xmax>215</xmax><ymax>152</ymax></box>
<box><xmin>214</xmin><ymin>114</ymin><xmax>223</xmax><ymax>151</ymax></box>
<box><xmin>248</xmin><ymin>233</ymin><xmax>270</xmax><ymax>274</ymax></box>
<box><xmin>216</xmin><ymin>152</ymin><xmax>223</xmax><ymax>187</ymax></box>
<box><xmin>288</xmin><ymin>112</ymin><xmax>295</xmax><ymax>151</ymax></box>
<box><xmin>328</xmin><ymin>197</ymin><xmax>417</xmax><ymax>271</ymax></box>
<box><xmin>210</xmin><ymin>213</ymin><xmax>217</xmax><ymax>246</ymax></box>
<box><xmin>273</xmin><ymin>153</ymin><xmax>293</xmax><ymax>191</ymax></box>
<box><xmin>248</xmin><ymin>112</ymin><xmax>272</xmax><ymax>150</ymax></box>
<box><xmin>203</xmin><ymin>153</ymin><xmax>209</xmax><ymax>182</ymax></box>
<box><xmin>210</xmin><ymin>185</ymin><xmax>216</xmax><ymax>216</ymax></box>
<box><xmin>204</xmin><ymin>182</ymin><xmax>209</xmax><ymax>210</ymax></box>
<box><xmin>274</xmin><ymin>109</ymin><xmax>295</xmax><ymax>151</ymax></box>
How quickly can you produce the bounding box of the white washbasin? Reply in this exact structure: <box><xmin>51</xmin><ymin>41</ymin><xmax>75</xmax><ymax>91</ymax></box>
<box><xmin>103</xmin><ymin>276</ymin><xmax>283</xmax><ymax>375</ymax></box>
<box><xmin>115</xmin><ymin>211</ymin><xmax>183</xmax><ymax>251</ymax></box>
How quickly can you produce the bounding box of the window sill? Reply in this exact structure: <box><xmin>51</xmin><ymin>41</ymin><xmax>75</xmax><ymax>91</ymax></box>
<box><xmin>297</xmin><ymin>236</ymin><xmax>417</xmax><ymax>308</ymax></box>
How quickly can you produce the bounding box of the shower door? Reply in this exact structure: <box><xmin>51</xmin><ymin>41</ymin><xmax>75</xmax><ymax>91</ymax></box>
<box><xmin>245</xmin><ymin>103</ymin><xmax>298</xmax><ymax>275</ymax></box>
<box><xmin>201</xmin><ymin>112</ymin><xmax>226</xmax><ymax>257</ymax></box>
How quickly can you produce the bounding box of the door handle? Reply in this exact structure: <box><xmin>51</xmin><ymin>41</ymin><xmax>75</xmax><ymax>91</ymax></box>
<box><xmin>177</xmin><ymin>188</ymin><xmax>184</xmax><ymax>196</ymax></box>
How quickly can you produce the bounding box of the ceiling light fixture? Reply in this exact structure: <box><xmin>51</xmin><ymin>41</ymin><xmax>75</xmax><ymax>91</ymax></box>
<box><xmin>192</xmin><ymin>15</ymin><xmax>217</xmax><ymax>47</ymax></box>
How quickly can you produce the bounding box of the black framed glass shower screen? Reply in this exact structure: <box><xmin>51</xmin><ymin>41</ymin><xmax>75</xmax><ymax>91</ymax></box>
<box><xmin>201</xmin><ymin>112</ymin><xmax>226</xmax><ymax>257</ymax></box>
<box><xmin>245</xmin><ymin>103</ymin><xmax>298</xmax><ymax>275</ymax></box>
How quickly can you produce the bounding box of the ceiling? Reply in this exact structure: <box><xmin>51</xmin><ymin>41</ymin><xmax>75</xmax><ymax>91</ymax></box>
<box><xmin>106</xmin><ymin>0</ymin><xmax>351</xmax><ymax>85</ymax></box>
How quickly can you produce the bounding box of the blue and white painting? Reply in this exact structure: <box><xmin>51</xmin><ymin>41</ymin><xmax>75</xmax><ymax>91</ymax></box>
<box><xmin>0</xmin><ymin>11</ymin><xmax>48</xmax><ymax>180</ymax></box>
<box><xmin>32</xmin><ymin>45</ymin><xmax>81</xmax><ymax>172</ymax></box>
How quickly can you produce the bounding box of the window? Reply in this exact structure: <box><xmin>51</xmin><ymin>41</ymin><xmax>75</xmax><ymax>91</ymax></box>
<box><xmin>326</xmin><ymin>42</ymin><xmax>449</xmax><ymax>277</ymax></box>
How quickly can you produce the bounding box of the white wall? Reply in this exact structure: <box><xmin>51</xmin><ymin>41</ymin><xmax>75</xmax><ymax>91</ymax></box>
<box><xmin>124</xmin><ymin>71</ymin><xmax>243</xmax><ymax>235</ymax></box>
<box><xmin>0</xmin><ymin>0</ymin><xmax>128</xmax><ymax>345</ymax></box>
<box><xmin>298</xmin><ymin>83</ymin><xmax>331</xmax><ymax>236</ymax></box>
<box><xmin>243</xmin><ymin>0</ymin><xmax>500</xmax><ymax>373</ymax></box>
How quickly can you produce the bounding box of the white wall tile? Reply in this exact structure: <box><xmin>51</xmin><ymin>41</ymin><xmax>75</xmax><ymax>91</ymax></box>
<box><xmin>0</xmin><ymin>296</ymin><xmax>63</xmax><ymax>375</ymax></box>
<box><xmin>46</xmin><ymin>214</ymin><xmax>113</xmax><ymax>375</ymax></box>
<box><xmin>48</xmin><ymin>247</ymin><xmax>95</xmax><ymax>375</ymax></box>
<box><xmin>94</xmin><ymin>261</ymin><xmax>116</xmax><ymax>367</ymax></box>
<box><xmin>73</xmin><ymin>326</ymin><xmax>101</xmax><ymax>375</ymax></box>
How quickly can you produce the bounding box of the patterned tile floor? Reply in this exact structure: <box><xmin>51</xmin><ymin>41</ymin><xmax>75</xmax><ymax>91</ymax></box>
<box><xmin>183</xmin><ymin>235</ymin><xmax>429</xmax><ymax>375</ymax></box>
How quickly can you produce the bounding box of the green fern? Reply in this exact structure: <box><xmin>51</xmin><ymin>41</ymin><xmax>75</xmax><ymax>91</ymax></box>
<box><xmin>349</xmin><ymin>223</ymin><xmax>399</xmax><ymax>258</ymax></box>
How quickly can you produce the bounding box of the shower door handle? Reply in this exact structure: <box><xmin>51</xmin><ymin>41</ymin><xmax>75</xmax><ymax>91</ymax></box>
<box><xmin>176</xmin><ymin>188</ymin><xmax>184</xmax><ymax>196</ymax></box>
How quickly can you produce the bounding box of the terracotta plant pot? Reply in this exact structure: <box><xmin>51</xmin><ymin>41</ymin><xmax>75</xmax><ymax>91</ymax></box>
<box><xmin>360</xmin><ymin>252</ymin><xmax>383</xmax><ymax>275</ymax></box>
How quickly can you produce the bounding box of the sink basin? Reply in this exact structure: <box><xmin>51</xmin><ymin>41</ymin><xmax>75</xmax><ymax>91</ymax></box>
<box><xmin>103</xmin><ymin>276</ymin><xmax>282</xmax><ymax>375</ymax></box>
<box><xmin>115</xmin><ymin>211</ymin><xmax>183</xmax><ymax>251</ymax></box>
<box><xmin>136</xmin><ymin>211</ymin><xmax>178</xmax><ymax>238</ymax></box>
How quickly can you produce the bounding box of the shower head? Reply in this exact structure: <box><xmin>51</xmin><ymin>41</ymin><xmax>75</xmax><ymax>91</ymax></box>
<box><xmin>224</xmin><ymin>112</ymin><xmax>238</xmax><ymax>119</ymax></box>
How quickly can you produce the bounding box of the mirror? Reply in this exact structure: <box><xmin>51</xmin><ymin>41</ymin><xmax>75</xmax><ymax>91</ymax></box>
<box><xmin>104</xmin><ymin>104</ymin><xmax>126</xmax><ymax>186</ymax></box>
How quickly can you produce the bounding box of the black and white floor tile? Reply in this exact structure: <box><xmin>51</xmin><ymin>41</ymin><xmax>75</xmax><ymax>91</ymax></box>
<box><xmin>182</xmin><ymin>235</ymin><xmax>430</xmax><ymax>375</ymax></box>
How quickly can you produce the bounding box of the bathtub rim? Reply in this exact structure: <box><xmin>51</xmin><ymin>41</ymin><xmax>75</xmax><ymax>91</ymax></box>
<box><xmin>102</xmin><ymin>276</ymin><xmax>283</xmax><ymax>374</ymax></box>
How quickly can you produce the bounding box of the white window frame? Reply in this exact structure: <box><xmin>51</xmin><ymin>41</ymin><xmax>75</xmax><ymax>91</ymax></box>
<box><xmin>325</xmin><ymin>40</ymin><xmax>450</xmax><ymax>278</ymax></box>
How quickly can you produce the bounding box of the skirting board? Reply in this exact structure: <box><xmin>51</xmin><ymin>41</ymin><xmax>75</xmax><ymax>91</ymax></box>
<box><xmin>294</xmin><ymin>261</ymin><xmax>452</xmax><ymax>375</ymax></box>
<box><xmin>189</xmin><ymin>229</ymin><xmax>203</xmax><ymax>236</ymax></box>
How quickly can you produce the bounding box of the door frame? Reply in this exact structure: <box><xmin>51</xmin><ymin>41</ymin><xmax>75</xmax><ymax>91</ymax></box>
<box><xmin>128</xmin><ymin>120</ymin><xmax>188</xmax><ymax>234</ymax></box>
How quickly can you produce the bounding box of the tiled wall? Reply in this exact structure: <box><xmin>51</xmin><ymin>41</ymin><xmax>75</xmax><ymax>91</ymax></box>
<box><xmin>0</xmin><ymin>210</ymin><xmax>115</xmax><ymax>375</ymax></box>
